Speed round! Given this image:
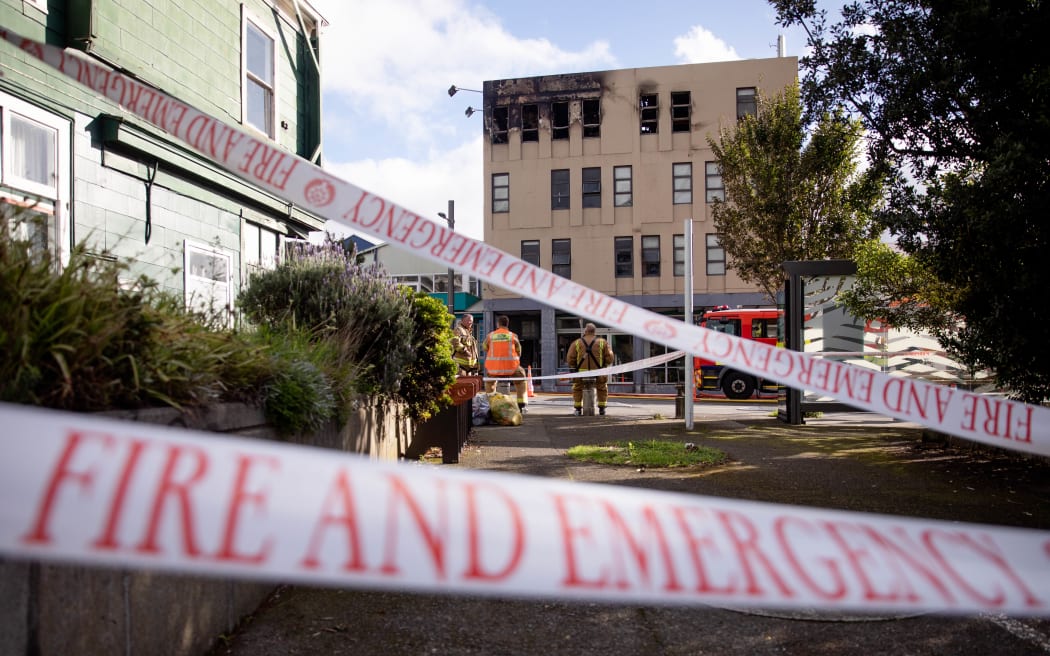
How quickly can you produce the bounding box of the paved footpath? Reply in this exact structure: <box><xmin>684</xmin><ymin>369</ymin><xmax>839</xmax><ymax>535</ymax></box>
<box><xmin>211</xmin><ymin>395</ymin><xmax>1050</xmax><ymax>656</ymax></box>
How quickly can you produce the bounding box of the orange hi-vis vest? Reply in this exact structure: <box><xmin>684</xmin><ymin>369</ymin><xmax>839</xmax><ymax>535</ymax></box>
<box><xmin>485</xmin><ymin>328</ymin><xmax>520</xmax><ymax>376</ymax></box>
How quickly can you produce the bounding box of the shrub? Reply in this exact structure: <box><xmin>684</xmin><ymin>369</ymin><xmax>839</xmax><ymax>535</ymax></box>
<box><xmin>398</xmin><ymin>290</ymin><xmax>457</xmax><ymax>421</ymax></box>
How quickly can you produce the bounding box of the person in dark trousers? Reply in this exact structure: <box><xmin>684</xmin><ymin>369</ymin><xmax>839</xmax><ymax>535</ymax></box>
<box><xmin>482</xmin><ymin>315</ymin><xmax>528</xmax><ymax>413</ymax></box>
<box><xmin>566</xmin><ymin>323</ymin><xmax>614</xmax><ymax>415</ymax></box>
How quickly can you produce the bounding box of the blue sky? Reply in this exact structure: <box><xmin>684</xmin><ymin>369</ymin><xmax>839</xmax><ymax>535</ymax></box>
<box><xmin>310</xmin><ymin>0</ymin><xmax>810</xmax><ymax>242</ymax></box>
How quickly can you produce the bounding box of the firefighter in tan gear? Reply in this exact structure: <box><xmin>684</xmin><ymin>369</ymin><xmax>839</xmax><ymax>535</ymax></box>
<box><xmin>450</xmin><ymin>313</ymin><xmax>479</xmax><ymax>375</ymax></box>
<box><xmin>566</xmin><ymin>323</ymin><xmax>614</xmax><ymax>415</ymax></box>
<box><xmin>482</xmin><ymin>315</ymin><xmax>528</xmax><ymax>413</ymax></box>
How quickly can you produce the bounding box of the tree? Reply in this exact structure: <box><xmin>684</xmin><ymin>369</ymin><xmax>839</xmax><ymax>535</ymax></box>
<box><xmin>772</xmin><ymin>0</ymin><xmax>1050</xmax><ymax>402</ymax></box>
<box><xmin>708</xmin><ymin>81</ymin><xmax>882</xmax><ymax>300</ymax></box>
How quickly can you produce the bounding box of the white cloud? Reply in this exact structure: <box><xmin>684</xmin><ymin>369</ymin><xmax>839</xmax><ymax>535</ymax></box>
<box><xmin>673</xmin><ymin>25</ymin><xmax>741</xmax><ymax>64</ymax></box>
<box><xmin>321</xmin><ymin>136</ymin><xmax>486</xmax><ymax>243</ymax></box>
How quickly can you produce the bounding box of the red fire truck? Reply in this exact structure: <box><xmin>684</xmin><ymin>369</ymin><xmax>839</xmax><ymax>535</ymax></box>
<box><xmin>694</xmin><ymin>307</ymin><xmax>782</xmax><ymax>399</ymax></box>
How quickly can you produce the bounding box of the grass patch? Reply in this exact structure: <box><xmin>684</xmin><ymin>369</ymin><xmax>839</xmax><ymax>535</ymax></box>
<box><xmin>567</xmin><ymin>440</ymin><xmax>726</xmax><ymax>468</ymax></box>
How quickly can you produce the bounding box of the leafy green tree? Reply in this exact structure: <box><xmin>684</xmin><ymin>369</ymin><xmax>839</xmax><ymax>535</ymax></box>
<box><xmin>398</xmin><ymin>291</ymin><xmax>457</xmax><ymax>422</ymax></box>
<box><xmin>708</xmin><ymin>81</ymin><xmax>882</xmax><ymax>300</ymax></box>
<box><xmin>772</xmin><ymin>0</ymin><xmax>1050</xmax><ymax>402</ymax></box>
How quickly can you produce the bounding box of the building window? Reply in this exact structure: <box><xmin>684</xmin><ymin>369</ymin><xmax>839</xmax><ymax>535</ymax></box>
<box><xmin>705</xmin><ymin>161</ymin><xmax>725</xmax><ymax>202</ymax></box>
<box><xmin>552</xmin><ymin>238</ymin><xmax>571</xmax><ymax>278</ymax></box>
<box><xmin>737</xmin><ymin>87</ymin><xmax>757</xmax><ymax>120</ymax></box>
<box><xmin>671</xmin><ymin>91</ymin><xmax>691</xmax><ymax>133</ymax></box>
<box><xmin>521</xmin><ymin>104</ymin><xmax>539</xmax><ymax>142</ymax></box>
<box><xmin>613</xmin><ymin>165</ymin><xmax>632</xmax><ymax>207</ymax></box>
<box><xmin>492</xmin><ymin>173</ymin><xmax>510</xmax><ymax>213</ymax></box>
<box><xmin>243</xmin><ymin>13</ymin><xmax>276</xmax><ymax>138</ymax></box>
<box><xmin>582</xmin><ymin>167</ymin><xmax>601</xmax><ymax>208</ymax></box>
<box><xmin>582</xmin><ymin>99</ymin><xmax>600</xmax><ymax>138</ymax></box>
<box><xmin>551</xmin><ymin>101</ymin><xmax>569</xmax><ymax>140</ymax></box>
<box><xmin>706</xmin><ymin>234</ymin><xmax>726</xmax><ymax>276</ymax></box>
<box><xmin>0</xmin><ymin>90</ymin><xmax>71</xmax><ymax>265</ymax></box>
<box><xmin>640</xmin><ymin>93</ymin><xmax>659</xmax><ymax>134</ymax></box>
<box><xmin>185</xmin><ymin>241</ymin><xmax>233</xmax><ymax>326</ymax></box>
<box><xmin>641</xmin><ymin>235</ymin><xmax>660</xmax><ymax>277</ymax></box>
<box><xmin>551</xmin><ymin>169</ymin><xmax>570</xmax><ymax>210</ymax></box>
<box><xmin>491</xmin><ymin>106</ymin><xmax>509</xmax><ymax>144</ymax></box>
<box><xmin>673</xmin><ymin>234</ymin><xmax>686</xmax><ymax>277</ymax></box>
<box><xmin>673</xmin><ymin>162</ymin><xmax>692</xmax><ymax>204</ymax></box>
<box><xmin>521</xmin><ymin>240</ymin><xmax>540</xmax><ymax>266</ymax></box>
<box><xmin>243</xmin><ymin>222</ymin><xmax>281</xmax><ymax>279</ymax></box>
<box><xmin>614</xmin><ymin>236</ymin><xmax>633</xmax><ymax>278</ymax></box>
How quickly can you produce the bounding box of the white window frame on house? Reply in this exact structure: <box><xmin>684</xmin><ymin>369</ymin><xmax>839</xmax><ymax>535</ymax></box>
<box><xmin>737</xmin><ymin>87</ymin><xmax>757</xmax><ymax>120</ymax></box>
<box><xmin>706</xmin><ymin>233</ymin><xmax>726</xmax><ymax>276</ymax></box>
<box><xmin>243</xmin><ymin>221</ymin><xmax>281</xmax><ymax>281</ymax></box>
<box><xmin>673</xmin><ymin>162</ymin><xmax>692</xmax><ymax>204</ymax></box>
<box><xmin>0</xmin><ymin>90</ymin><xmax>71</xmax><ymax>266</ymax></box>
<box><xmin>185</xmin><ymin>241</ymin><xmax>234</xmax><ymax>325</ymax></box>
<box><xmin>613</xmin><ymin>165</ymin><xmax>632</xmax><ymax>207</ymax></box>
<box><xmin>242</xmin><ymin>7</ymin><xmax>277</xmax><ymax>139</ymax></box>
<box><xmin>492</xmin><ymin>173</ymin><xmax>510</xmax><ymax>213</ymax></box>
<box><xmin>705</xmin><ymin>161</ymin><xmax>725</xmax><ymax>203</ymax></box>
<box><xmin>673</xmin><ymin>234</ymin><xmax>686</xmax><ymax>277</ymax></box>
<box><xmin>641</xmin><ymin>235</ymin><xmax>660</xmax><ymax>277</ymax></box>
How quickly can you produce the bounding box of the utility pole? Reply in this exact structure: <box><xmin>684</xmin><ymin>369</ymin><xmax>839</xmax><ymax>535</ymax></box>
<box><xmin>438</xmin><ymin>200</ymin><xmax>455</xmax><ymax>320</ymax></box>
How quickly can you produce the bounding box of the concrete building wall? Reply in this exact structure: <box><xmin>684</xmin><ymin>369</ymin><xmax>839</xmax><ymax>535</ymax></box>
<box><xmin>479</xmin><ymin>57</ymin><xmax>798</xmax><ymax>391</ymax></box>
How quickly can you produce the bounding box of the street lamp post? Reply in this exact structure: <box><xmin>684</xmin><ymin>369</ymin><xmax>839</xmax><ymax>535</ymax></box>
<box><xmin>437</xmin><ymin>200</ymin><xmax>455</xmax><ymax>321</ymax></box>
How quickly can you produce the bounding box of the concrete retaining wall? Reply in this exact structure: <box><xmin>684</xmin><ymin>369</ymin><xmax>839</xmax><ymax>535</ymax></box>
<box><xmin>0</xmin><ymin>399</ymin><xmax>413</xmax><ymax>656</ymax></box>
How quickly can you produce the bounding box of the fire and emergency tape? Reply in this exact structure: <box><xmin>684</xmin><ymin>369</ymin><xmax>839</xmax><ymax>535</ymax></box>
<box><xmin>485</xmin><ymin>350</ymin><xmax>687</xmax><ymax>382</ymax></box>
<box><xmin>2</xmin><ymin>30</ymin><xmax>1044</xmax><ymax>458</ymax></box>
<box><xmin>2</xmin><ymin>31</ymin><xmax>1049</xmax><ymax>616</ymax></box>
<box><xmin>2</xmin><ymin>401</ymin><xmax>1049</xmax><ymax>616</ymax></box>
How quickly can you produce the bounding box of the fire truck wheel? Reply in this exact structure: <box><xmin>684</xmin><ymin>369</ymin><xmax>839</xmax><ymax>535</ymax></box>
<box><xmin>722</xmin><ymin>371</ymin><xmax>756</xmax><ymax>400</ymax></box>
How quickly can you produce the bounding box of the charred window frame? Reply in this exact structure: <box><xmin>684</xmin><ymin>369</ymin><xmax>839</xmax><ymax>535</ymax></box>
<box><xmin>551</xmin><ymin>101</ymin><xmax>569</xmax><ymax>140</ymax></box>
<box><xmin>614</xmin><ymin>236</ymin><xmax>633</xmax><ymax>278</ymax></box>
<box><xmin>673</xmin><ymin>162</ymin><xmax>692</xmax><ymax>204</ymax></box>
<box><xmin>552</xmin><ymin>238</ymin><xmax>571</xmax><ymax>278</ymax></box>
<box><xmin>582</xmin><ymin>99</ymin><xmax>600</xmax><ymax>138</ymax></box>
<box><xmin>737</xmin><ymin>87</ymin><xmax>757</xmax><ymax>120</ymax></box>
<box><xmin>671</xmin><ymin>91</ymin><xmax>691</xmax><ymax>133</ymax></box>
<box><xmin>521</xmin><ymin>103</ymin><xmax>539</xmax><ymax>142</ymax></box>
<box><xmin>492</xmin><ymin>173</ymin><xmax>510</xmax><ymax>213</ymax></box>
<box><xmin>521</xmin><ymin>240</ymin><xmax>540</xmax><ymax>266</ymax></box>
<box><xmin>582</xmin><ymin>167</ymin><xmax>601</xmax><ymax>208</ymax></box>
<box><xmin>551</xmin><ymin>169</ymin><xmax>570</xmax><ymax>210</ymax></box>
<box><xmin>706</xmin><ymin>233</ymin><xmax>726</xmax><ymax>276</ymax></box>
<box><xmin>641</xmin><ymin>235</ymin><xmax>661</xmax><ymax>277</ymax></box>
<box><xmin>705</xmin><ymin>161</ymin><xmax>725</xmax><ymax>203</ymax></box>
<box><xmin>673</xmin><ymin>234</ymin><xmax>686</xmax><ymax>277</ymax></box>
<box><xmin>639</xmin><ymin>93</ymin><xmax>659</xmax><ymax>134</ymax></box>
<box><xmin>613</xmin><ymin>165</ymin><xmax>632</xmax><ymax>207</ymax></box>
<box><xmin>491</xmin><ymin>106</ymin><xmax>509</xmax><ymax>144</ymax></box>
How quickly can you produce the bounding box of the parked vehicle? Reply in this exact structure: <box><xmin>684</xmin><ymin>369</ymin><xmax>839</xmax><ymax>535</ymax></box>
<box><xmin>694</xmin><ymin>307</ymin><xmax>782</xmax><ymax>399</ymax></box>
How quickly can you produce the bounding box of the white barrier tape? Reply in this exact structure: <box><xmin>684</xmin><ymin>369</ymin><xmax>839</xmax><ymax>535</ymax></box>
<box><xmin>484</xmin><ymin>351</ymin><xmax>686</xmax><ymax>382</ymax></box>
<box><xmin>1</xmin><ymin>34</ymin><xmax>1046</xmax><ymax>455</ymax></box>
<box><xmin>1</xmin><ymin>402</ymin><xmax>1048</xmax><ymax>615</ymax></box>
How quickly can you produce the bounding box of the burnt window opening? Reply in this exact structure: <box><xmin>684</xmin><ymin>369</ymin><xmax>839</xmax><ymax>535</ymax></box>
<box><xmin>551</xmin><ymin>169</ymin><xmax>570</xmax><ymax>210</ymax></box>
<box><xmin>614</xmin><ymin>236</ymin><xmax>633</xmax><ymax>278</ymax></box>
<box><xmin>551</xmin><ymin>101</ymin><xmax>569</xmax><ymax>140</ymax></box>
<box><xmin>614</xmin><ymin>165</ymin><xmax>632</xmax><ymax>207</ymax></box>
<box><xmin>582</xmin><ymin>167</ymin><xmax>601</xmax><ymax>208</ymax></box>
<box><xmin>642</xmin><ymin>235</ymin><xmax>661</xmax><ymax>277</ymax></box>
<box><xmin>492</xmin><ymin>173</ymin><xmax>510</xmax><ymax>213</ymax></box>
<box><xmin>521</xmin><ymin>240</ymin><xmax>540</xmax><ymax>266</ymax></box>
<box><xmin>491</xmin><ymin>106</ymin><xmax>509</xmax><ymax>144</ymax></box>
<box><xmin>552</xmin><ymin>238</ymin><xmax>571</xmax><ymax>278</ymax></box>
<box><xmin>737</xmin><ymin>87</ymin><xmax>757</xmax><ymax>120</ymax></box>
<box><xmin>582</xmin><ymin>99</ymin><xmax>600</xmax><ymax>138</ymax></box>
<box><xmin>521</xmin><ymin>104</ymin><xmax>539</xmax><ymax>142</ymax></box>
<box><xmin>639</xmin><ymin>93</ymin><xmax>659</xmax><ymax>134</ymax></box>
<box><xmin>671</xmin><ymin>91</ymin><xmax>691</xmax><ymax>133</ymax></box>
